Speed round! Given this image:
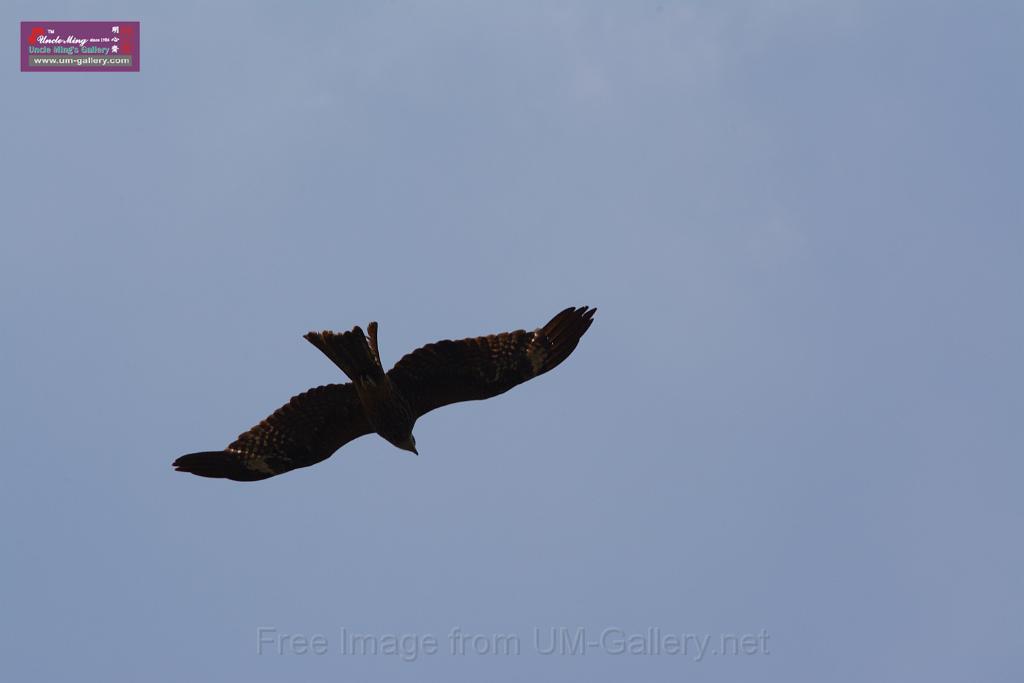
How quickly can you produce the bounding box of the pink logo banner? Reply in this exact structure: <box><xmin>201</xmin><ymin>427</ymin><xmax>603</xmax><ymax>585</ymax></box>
<box><xmin>21</xmin><ymin>21</ymin><xmax>139</xmax><ymax>72</ymax></box>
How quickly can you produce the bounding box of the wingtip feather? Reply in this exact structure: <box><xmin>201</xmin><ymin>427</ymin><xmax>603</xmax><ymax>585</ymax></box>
<box><xmin>173</xmin><ymin>451</ymin><xmax>270</xmax><ymax>482</ymax></box>
<box><xmin>536</xmin><ymin>305</ymin><xmax>596</xmax><ymax>372</ymax></box>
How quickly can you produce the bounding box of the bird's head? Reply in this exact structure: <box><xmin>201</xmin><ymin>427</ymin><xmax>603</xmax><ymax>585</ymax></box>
<box><xmin>382</xmin><ymin>429</ymin><xmax>418</xmax><ymax>455</ymax></box>
<box><xmin>397</xmin><ymin>433</ymin><xmax>418</xmax><ymax>455</ymax></box>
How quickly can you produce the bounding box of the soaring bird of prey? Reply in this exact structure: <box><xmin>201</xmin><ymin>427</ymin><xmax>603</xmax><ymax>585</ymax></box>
<box><xmin>173</xmin><ymin>306</ymin><xmax>596</xmax><ymax>481</ymax></box>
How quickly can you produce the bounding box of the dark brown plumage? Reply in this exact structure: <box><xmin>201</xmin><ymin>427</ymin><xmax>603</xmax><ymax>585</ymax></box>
<box><xmin>173</xmin><ymin>306</ymin><xmax>596</xmax><ymax>481</ymax></box>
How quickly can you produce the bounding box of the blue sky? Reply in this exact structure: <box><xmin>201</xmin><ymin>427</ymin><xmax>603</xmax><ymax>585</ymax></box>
<box><xmin>2</xmin><ymin>1</ymin><xmax>1021</xmax><ymax>681</ymax></box>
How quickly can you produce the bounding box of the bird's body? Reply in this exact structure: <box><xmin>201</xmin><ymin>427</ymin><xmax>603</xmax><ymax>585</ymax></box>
<box><xmin>173</xmin><ymin>306</ymin><xmax>596</xmax><ymax>481</ymax></box>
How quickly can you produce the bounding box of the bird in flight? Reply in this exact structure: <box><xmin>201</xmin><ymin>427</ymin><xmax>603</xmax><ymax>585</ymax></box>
<box><xmin>173</xmin><ymin>306</ymin><xmax>596</xmax><ymax>481</ymax></box>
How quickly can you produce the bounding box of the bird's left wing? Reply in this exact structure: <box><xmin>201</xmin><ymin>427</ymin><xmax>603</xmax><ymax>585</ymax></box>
<box><xmin>173</xmin><ymin>383</ymin><xmax>372</xmax><ymax>481</ymax></box>
<box><xmin>387</xmin><ymin>306</ymin><xmax>596</xmax><ymax>419</ymax></box>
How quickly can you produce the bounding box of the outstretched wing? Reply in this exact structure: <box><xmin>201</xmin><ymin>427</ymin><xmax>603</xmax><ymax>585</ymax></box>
<box><xmin>173</xmin><ymin>383</ymin><xmax>372</xmax><ymax>481</ymax></box>
<box><xmin>387</xmin><ymin>306</ymin><xmax>596</xmax><ymax>419</ymax></box>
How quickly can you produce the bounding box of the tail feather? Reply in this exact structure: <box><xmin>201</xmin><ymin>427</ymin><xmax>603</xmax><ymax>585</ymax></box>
<box><xmin>304</xmin><ymin>325</ymin><xmax>384</xmax><ymax>383</ymax></box>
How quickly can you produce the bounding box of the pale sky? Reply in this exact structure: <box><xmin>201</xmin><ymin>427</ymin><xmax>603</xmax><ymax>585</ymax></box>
<box><xmin>2</xmin><ymin>1</ymin><xmax>1022</xmax><ymax>681</ymax></box>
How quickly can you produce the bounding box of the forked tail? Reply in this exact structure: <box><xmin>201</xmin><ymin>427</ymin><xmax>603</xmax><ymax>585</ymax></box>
<box><xmin>304</xmin><ymin>322</ymin><xmax>384</xmax><ymax>384</ymax></box>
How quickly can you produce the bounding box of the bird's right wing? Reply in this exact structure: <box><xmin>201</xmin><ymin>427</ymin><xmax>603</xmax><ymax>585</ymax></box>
<box><xmin>173</xmin><ymin>383</ymin><xmax>372</xmax><ymax>481</ymax></box>
<box><xmin>387</xmin><ymin>306</ymin><xmax>596</xmax><ymax>419</ymax></box>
